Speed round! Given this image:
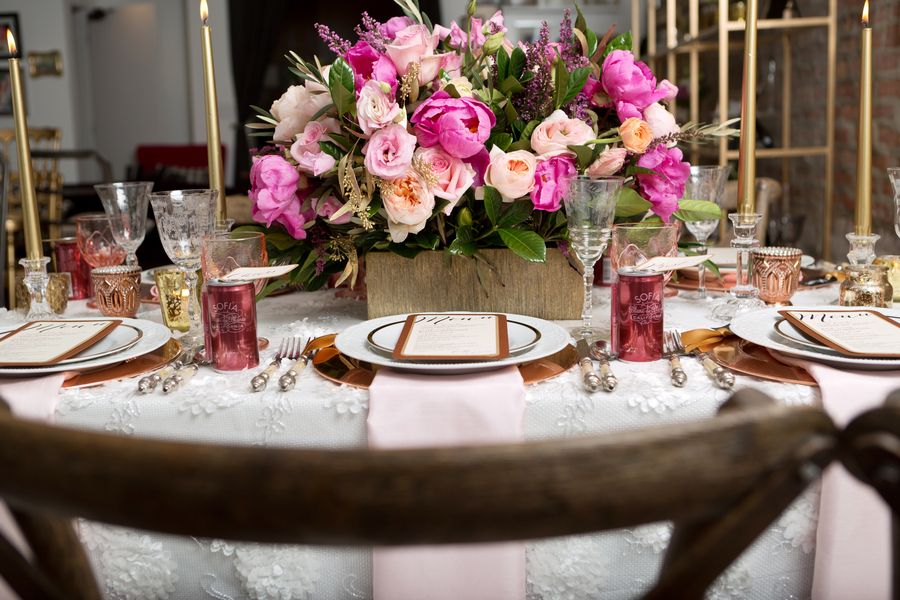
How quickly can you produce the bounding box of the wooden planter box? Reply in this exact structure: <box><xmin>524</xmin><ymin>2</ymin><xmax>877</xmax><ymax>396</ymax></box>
<box><xmin>366</xmin><ymin>249</ymin><xmax>583</xmax><ymax>319</ymax></box>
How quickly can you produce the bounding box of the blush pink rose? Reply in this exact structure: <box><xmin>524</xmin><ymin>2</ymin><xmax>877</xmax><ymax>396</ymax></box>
<box><xmin>586</xmin><ymin>147</ymin><xmax>628</xmax><ymax>177</ymax></box>
<box><xmin>530</xmin><ymin>109</ymin><xmax>595</xmax><ymax>158</ymax></box>
<box><xmin>410</xmin><ymin>91</ymin><xmax>495</xmax><ymax>159</ymax></box>
<box><xmin>531</xmin><ymin>155</ymin><xmax>577</xmax><ymax>212</ymax></box>
<box><xmin>313</xmin><ymin>195</ymin><xmax>351</xmax><ymax>225</ymax></box>
<box><xmin>362</xmin><ymin>123</ymin><xmax>417</xmax><ymax>179</ymax></box>
<box><xmin>290</xmin><ymin>120</ymin><xmax>337</xmax><ymax>155</ymax></box>
<box><xmin>601</xmin><ymin>50</ymin><xmax>670</xmax><ymax>122</ymax></box>
<box><xmin>292</xmin><ymin>150</ymin><xmax>335</xmax><ymax>177</ymax></box>
<box><xmin>484</xmin><ymin>146</ymin><xmax>537</xmax><ymax>202</ymax></box>
<box><xmin>415</xmin><ymin>146</ymin><xmax>475</xmax><ymax>214</ymax></box>
<box><xmin>384</xmin><ymin>24</ymin><xmax>436</xmax><ymax>76</ymax></box>
<box><xmin>381</xmin><ymin>169</ymin><xmax>436</xmax><ymax>242</ymax></box>
<box><xmin>643</xmin><ymin>102</ymin><xmax>680</xmax><ymax>142</ymax></box>
<box><xmin>379</xmin><ymin>16</ymin><xmax>414</xmax><ymax>40</ymax></box>
<box><xmin>356</xmin><ymin>80</ymin><xmax>403</xmax><ymax>136</ymax></box>
<box><xmin>636</xmin><ymin>144</ymin><xmax>691</xmax><ymax>222</ymax></box>
<box><xmin>270</xmin><ymin>85</ymin><xmax>332</xmax><ymax>142</ymax></box>
<box><xmin>249</xmin><ymin>155</ymin><xmax>308</xmax><ymax>239</ymax></box>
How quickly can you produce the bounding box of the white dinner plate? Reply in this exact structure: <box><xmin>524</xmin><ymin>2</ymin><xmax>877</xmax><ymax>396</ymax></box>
<box><xmin>336</xmin><ymin>312</ymin><xmax>570</xmax><ymax>375</ymax></box>
<box><xmin>730</xmin><ymin>306</ymin><xmax>900</xmax><ymax>371</ymax></box>
<box><xmin>366</xmin><ymin>318</ymin><xmax>541</xmax><ymax>357</ymax></box>
<box><xmin>0</xmin><ymin>322</ymin><xmax>144</xmax><ymax>365</ymax></box>
<box><xmin>0</xmin><ymin>318</ymin><xmax>172</xmax><ymax>376</ymax></box>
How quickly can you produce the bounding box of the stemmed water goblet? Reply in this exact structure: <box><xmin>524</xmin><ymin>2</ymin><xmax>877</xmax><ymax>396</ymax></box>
<box><xmin>680</xmin><ymin>165</ymin><xmax>729</xmax><ymax>300</ymax></box>
<box><xmin>563</xmin><ymin>176</ymin><xmax>623</xmax><ymax>339</ymax></box>
<box><xmin>94</xmin><ymin>181</ymin><xmax>154</xmax><ymax>267</ymax></box>
<box><xmin>150</xmin><ymin>189</ymin><xmax>218</xmax><ymax>349</ymax></box>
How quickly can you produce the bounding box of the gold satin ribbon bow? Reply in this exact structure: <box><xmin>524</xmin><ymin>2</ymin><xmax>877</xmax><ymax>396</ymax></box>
<box><xmin>680</xmin><ymin>327</ymin><xmax>733</xmax><ymax>353</ymax></box>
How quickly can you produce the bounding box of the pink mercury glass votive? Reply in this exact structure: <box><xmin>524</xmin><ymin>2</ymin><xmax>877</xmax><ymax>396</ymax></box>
<box><xmin>202</xmin><ymin>280</ymin><xmax>259</xmax><ymax>371</ymax></box>
<box><xmin>53</xmin><ymin>237</ymin><xmax>93</xmax><ymax>300</ymax></box>
<box><xmin>616</xmin><ymin>268</ymin><xmax>665</xmax><ymax>362</ymax></box>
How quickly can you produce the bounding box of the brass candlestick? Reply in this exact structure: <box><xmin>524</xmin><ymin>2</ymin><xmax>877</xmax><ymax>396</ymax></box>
<box><xmin>200</xmin><ymin>0</ymin><xmax>227</xmax><ymax>223</ymax></box>
<box><xmin>737</xmin><ymin>0</ymin><xmax>759</xmax><ymax>215</ymax></box>
<box><xmin>855</xmin><ymin>1</ymin><xmax>873</xmax><ymax>236</ymax></box>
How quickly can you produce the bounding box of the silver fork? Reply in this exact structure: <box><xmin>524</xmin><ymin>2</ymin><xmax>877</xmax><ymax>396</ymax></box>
<box><xmin>670</xmin><ymin>330</ymin><xmax>734</xmax><ymax>389</ymax></box>
<box><xmin>278</xmin><ymin>337</ymin><xmax>314</xmax><ymax>392</ymax></box>
<box><xmin>250</xmin><ymin>337</ymin><xmax>299</xmax><ymax>392</ymax></box>
<box><xmin>663</xmin><ymin>331</ymin><xmax>687</xmax><ymax>387</ymax></box>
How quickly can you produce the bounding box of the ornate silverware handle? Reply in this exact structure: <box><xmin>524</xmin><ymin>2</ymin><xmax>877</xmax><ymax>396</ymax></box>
<box><xmin>695</xmin><ymin>352</ymin><xmax>735</xmax><ymax>389</ymax></box>
<box><xmin>579</xmin><ymin>357</ymin><xmax>602</xmax><ymax>393</ymax></box>
<box><xmin>162</xmin><ymin>364</ymin><xmax>199</xmax><ymax>394</ymax></box>
<box><xmin>667</xmin><ymin>355</ymin><xmax>687</xmax><ymax>387</ymax></box>
<box><xmin>251</xmin><ymin>361</ymin><xmax>281</xmax><ymax>393</ymax></box>
<box><xmin>598</xmin><ymin>360</ymin><xmax>618</xmax><ymax>392</ymax></box>
<box><xmin>278</xmin><ymin>354</ymin><xmax>311</xmax><ymax>392</ymax></box>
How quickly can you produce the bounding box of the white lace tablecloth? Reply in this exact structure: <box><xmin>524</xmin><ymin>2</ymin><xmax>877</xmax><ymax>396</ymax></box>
<box><xmin>0</xmin><ymin>285</ymin><xmax>834</xmax><ymax>600</ymax></box>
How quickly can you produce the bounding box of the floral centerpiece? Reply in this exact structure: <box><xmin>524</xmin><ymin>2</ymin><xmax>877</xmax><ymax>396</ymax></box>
<box><xmin>246</xmin><ymin>0</ymin><xmax>734</xmax><ymax>295</ymax></box>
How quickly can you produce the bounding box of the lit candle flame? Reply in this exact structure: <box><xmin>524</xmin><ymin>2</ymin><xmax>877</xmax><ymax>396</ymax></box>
<box><xmin>862</xmin><ymin>0</ymin><xmax>869</xmax><ymax>25</ymax></box>
<box><xmin>200</xmin><ymin>0</ymin><xmax>209</xmax><ymax>25</ymax></box>
<box><xmin>6</xmin><ymin>29</ymin><xmax>16</xmax><ymax>56</ymax></box>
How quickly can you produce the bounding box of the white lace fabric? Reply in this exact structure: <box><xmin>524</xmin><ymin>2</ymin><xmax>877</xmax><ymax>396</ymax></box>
<box><xmin>0</xmin><ymin>286</ymin><xmax>830</xmax><ymax>600</ymax></box>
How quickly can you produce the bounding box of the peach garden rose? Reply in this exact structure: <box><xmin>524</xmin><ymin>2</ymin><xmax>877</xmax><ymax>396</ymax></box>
<box><xmin>484</xmin><ymin>146</ymin><xmax>537</xmax><ymax>202</ymax></box>
<box><xmin>381</xmin><ymin>169</ymin><xmax>436</xmax><ymax>242</ymax></box>
<box><xmin>619</xmin><ymin>117</ymin><xmax>654</xmax><ymax>154</ymax></box>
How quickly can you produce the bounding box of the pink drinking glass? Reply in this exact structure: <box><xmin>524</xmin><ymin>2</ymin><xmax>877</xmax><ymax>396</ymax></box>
<box><xmin>609</xmin><ymin>223</ymin><xmax>680</xmax><ymax>284</ymax></box>
<box><xmin>75</xmin><ymin>213</ymin><xmax>127</xmax><ymax>269</ymax></box>
<box><xmin>200</xmin><ymin>231</ymin><xmax>268</xmax><ymax>294</ymax></box>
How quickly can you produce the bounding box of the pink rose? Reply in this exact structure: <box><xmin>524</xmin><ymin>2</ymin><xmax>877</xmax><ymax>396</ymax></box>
<box><xmin>314</xmin><ymin>195</ymin><xmax>351</xmax><ymax>225</ymax></box>
<box><xmin>346</xmin><ymin>41</ymin><xmax>398</xmax><ymax>94</ymax></box>
<box><xmin>381</xmin><ymin>169</ymin><xmax>436</xmax><ymax>242</ymax></box>
<box><xmin>484</xmin><ymin>146</ymin><xmax>537</xmax><ymax>202</ymax></box>
<box><xmin>440</xmin><ymin>53</ymin><xmax>463</xmax><ymax>79</ymax></box>
<box><xmin>531</xmin><ymin>155</ymin><xmax>577</xmax><ymax>212</ymax></box>
<box><xmin>292</xmin><ymin>150</ymin><xmax>335</xmax><ymax>177</ymax></box>
<box><xmin>642</xmin><ymin>103</ymin><xmax>680</xmax><ymax>142</ymax></box>
<box><xmin>601</xmin><ymin>50</ymin><xmax>670</xmax><ymax>122</ymax></box>
<box><xmin>586</xmin><ymin>147</ymin><xmax>628</xmax><ymax>177</ymax></box>
<box><xmin>270</xmin><ymin>85</ymin><xmax>332</xmax><ymax>142</ymax></box>
<box><xmin>379</xmin><ymin>16</ymin><xmax>415</xmax><ymax>40</ymax></box>
<box><xmin>384</xmin><ymin>24</ymin><xmax>436</xmax><ymax>76</ymax></box>
<box><xmin>290</xmin><ymin>120</ymin><xmax>337</xmax><ymax>155</ymax></box>
<box><xmin>410</xmin><ymin>91</ymin><xmax>495</xmax><ymax>159</ymax></box>
<box><xmin>530</xmin><ymin>109</ymin><xmax>595</xmax><ymax>158</ymax></box>
<box><xmin>249</xmin><ymin>155</ymin><xmax>308</xmax><ymax>239</ymax></box>
<box><xmin>636</xmin><ymin>144</ymin><xmax>691</xmax><ymax>222</ymax></box>
<box><xmin>363</xmin><ymin>123</ymin><xmax>417</xmax><ymax>179</ymax></box>
<box><xmin>415</xmin><ymin>146</ymin><xmax>475</xmax><ymax>214</ymax></box>
<box><xmin>356</xmin><ymin>80</ymin><xmax>403</xmax><ymax>136</ymax></box>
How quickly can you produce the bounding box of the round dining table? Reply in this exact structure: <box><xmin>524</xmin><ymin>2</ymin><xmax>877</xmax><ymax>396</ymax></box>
<box><xmin>0</xmin><ymin>284</ymin><xmax>832</xmax><ymax>600</ymax></box>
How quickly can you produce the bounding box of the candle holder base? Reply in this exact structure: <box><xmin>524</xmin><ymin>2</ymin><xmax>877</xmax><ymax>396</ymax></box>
<box><xmin>846</xmin><ymin>232</ymin><xmax>879</xmax><ymax>266</ymax></box>
<box><xmin>710</xmin><ymin>213</ymin><xmax>766</xmax><ymax>322</ymax></box>
<box><xmin>19</xmin><ymin>257</ymin><xmax>56</xmax><ymax>320</ymax></box>
<box><xmin>215</xmin><ymin>218</ymin><xmax>235</xmax><ymax>233</ymax></box>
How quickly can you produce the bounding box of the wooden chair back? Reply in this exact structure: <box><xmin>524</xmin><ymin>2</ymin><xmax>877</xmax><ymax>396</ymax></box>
<box><xmin>0</xmin><ymin>389</ymin><xmax>846</xmax><ymax>599</ymax></box>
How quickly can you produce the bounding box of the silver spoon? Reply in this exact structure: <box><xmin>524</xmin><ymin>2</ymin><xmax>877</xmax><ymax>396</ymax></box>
<box><xmin>589</xmin><ymin>340</ymin><xmax>618</xmax><ymax>392</ymax></box>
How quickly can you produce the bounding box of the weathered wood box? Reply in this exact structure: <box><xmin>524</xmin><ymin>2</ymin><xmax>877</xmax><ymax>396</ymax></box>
<box><xmin>365</xmin><ymin>249</ymin><xmax>583</xmax><ymax>320</ymax></box>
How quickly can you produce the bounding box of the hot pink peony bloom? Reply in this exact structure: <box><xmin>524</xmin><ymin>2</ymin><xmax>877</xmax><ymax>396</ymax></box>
<box><xmin>636</xmin><ymin>144</ymin><xmax>691</xmax><ymax>223</ymax></box>
<box><xmin>586</xmin><ymin>147</ymin><xmax>628</xmax><ymax>177</ymax></box>
<box><xmin>531</xmin><ymin>155</ymin><xmax>577</xmax><ymax>212</ymax></box>
<box><xmin>313</xmin><ymin>195</ymin><xmax>351</xmax><ymax>225</ymax></box>
<box><xmin>410</xmin><ymin>91</ymin><xmax>495</xmax><ymax>159</ymax></box>
<box><xmin>601</xmin><ymin>50</ymin><xmax>671</xmax><ymax>122</ymax></box>
<box><xmin>249</xmin><ymin>155</ymin><xmax>308</xmax><ymax>239</ymax></box>
<box><xmin>415</xmin><ymin>146</ymin><xmax>475</xmax><ymax>214</ymax></box>
<box><xmin>362</xmin><ymin>123</ymin><xmax>417</xmax><ymax>179</ymax></box>
<box><xmin>381</xmin><ymin>169</ymin><xmax>436</xmax><ymax>242</ymax></box>
<box><xmin>346</xmin><ymin>41</ymin><xmax>398</xmax><ymax>94</ymax></box>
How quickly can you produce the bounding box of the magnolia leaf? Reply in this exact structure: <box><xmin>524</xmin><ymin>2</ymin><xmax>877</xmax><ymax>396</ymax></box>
<box><xmin>448</xmin><ymin>238</ymin><xmax>477</xmax><ymax>256</ymax></box>
<box><xmin>510</xmin><ymin>47</ymin><xmax>527</xmax><ymax>79</ymax></box>
<box><xmin>496</xmin><ymin>46</ymin><xmax>510</xmax><ymax>80</ymax></box>
<box><xmin>245</xmin><ymin>122</ymin><xmax>275</xmax><ymax>129</ymax></box>
<box><xmin>328</xmin><ymin>57</ymin><xmax>356</xmax><ymax>116</ymax></box>
<box><xmin>318</xmin><ymin>141</ymin><xmax>344</xmax><ymax>161</ymax></box>
<box><xmin>615</xmin><ymin>187</ymin><xmax>652</xmax><ymax>218</ymax></box>
<box><xmin>520</xmin><ymin>119</ymin><xmax>540</xmax><ymax>142</ymax></box>
<box><xmin>586</xmin><ymin>28</ymin><xmax>599</xmax><ymax>58</ymax></box>
<box><xmin>483</xmin><ymin>186</ymin><xmax>502</xmax><ymax>225</ymax></box>
<box><xmin>507</xmin><ymin>139</ymin><xmax>532</xmax><ymax>152</ymax></box>
<box><xmin>553</xmin><ymin>60</ymin><xmax>569</xmax><ymax>109</ymax></box>
<box><xmin>568</xmin><ymin>144</ymin><xmax>595</xmax><ymax>171</ymax></box>
<box><xmin>603</xmin><ymin>32</ymin><xmax>633</xmax><ymax>58</ymax></box>
<box><xmin>672</xmin><ymin>199</ymin><xmax>724</xmax><ymax>222</ymax></box>
<box><xmin>498</xmin><ymin>228</ymin><xmax>546</xmax><ymax>262</ymax></box>
<box><xmin>498</xmin><ymin>200</ymin><xmax>533</xmax><ymax>228</ymax></box>
<box><xmin>562</xmin><ymin>67</ymin><xmax>592</xmax><ymax>106</ymax></box>
<box><xmin>574</xmin><ymin>3</ymin><xmax>588</xmax><ymax>34</ymax></box>
<box><xmin>488</xmin><ymin>132</ymin><xmax>514</xmax><ymax>152</ymax></box>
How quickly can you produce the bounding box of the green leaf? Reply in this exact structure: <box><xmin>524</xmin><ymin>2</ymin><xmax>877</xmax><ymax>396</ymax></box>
<box><xmin>414</xmin><ymin>231</ymin><xmax>440</xmax><ymax>250</ymax></box>
<box><xmin>498</xmin><ymin>228</ymin><xmax>546</xmax><ymax>262</ymax></box>
<box><xmin>498</xmin><ymin>200</ymin><xmax>533</xmax><ymax>228</ymax></box>
<box><xmin>388</xmin><ymin>243</ymin><xmax>422</xmax><ymax>259</ymax></box>
<box><xmin>507</xmin><ymin>139</ymin><xmax>532</xmax><ymax>152</ymax></box>
<box><xmin>448</xmin><ymin>238</ymin><xmax>477</xmax><ymax>256</ymax></box>
<box><xmin>487</xmin><ymin>132</ymin><xmax>513</xmax><ymax>152</ymax></box>
<box><xmin>483</xmin><ymin>186</ymin><xmax>502</xmax><ymax>226</ymax></box>
<box><xmin>672</xmin><ymin>199</ymin><xmax>724</xmax><ymax>222</ymax></box>
<box><xmin>562</xmin><ymin>67</ymin><xmax>592</xmax><ymax>106</ymax></box>
<box><xmin>574</xmin><ymin>4</ymin><xmax>588</xmax><ymax>35</ymax></box>
<box><xmin>265</xmin><ymin>230</ymin><xmax>301</xmax><ymax>252</ymax></box>
<box><xmin>568</xmin><ymin>144</ymin><xmax>595</xmax><ymax>171</ymax></box>
<box><xmin>456</xmin><ymin>224</ymin><xmax>475</xmax><ymax>243</ymax></box>
<box><xmin>615</xmin><ymin>187</ymin><xmax>652</xmax><ymax>218</ymax></box>
<box><xmin>311</xmin><ymin>102</ymin><xmax>335</xmax><ymax>121</ymax></box>
<box><xmin>258</xmin><ymin>277</ymin><xmax>292</xmax><ymax>300</ymax></box>
<box><xmin>318</xmin><ymin>141</ymin><xmax>344</xmax><ymax>161</ymax></box>
<box><xmin>495</xmin><ymin>46</ymin><xmax>510</xmax><ymax>80</ymax></box>
<box><xmin>603</xmin><ymin>32</ymin><xmax>633</xmax><ymax>58</ymax></box>
<box><xmin>498</xmin><ymin>75</ymin><xmax>525</xmax><ymax>96</ymax></box>
<box><xmin>503</xmin><ymin>100</ymin><xmax>519</xmax><ymax>125</ymax></box>
<box><xmin>510</xmin><ymin>47</ymin><xmax>527</xmax><ymax>79</ymax></box>
<box><xmin>553</xmin><ymin>60</ymin><xmax>569</xmax><ymax>109</ymax></box>
<box><xmin>328</xmin><ymin>57</ymin><xmax>356</xmax><ymax>115</ymax></box>
<box><xmin>586</xmin><ymin>29</ymin><xmax>599</xmax><ymax>58</ymax></box>
<box><xmin>520</xmin><ymin>119</ymin><xmax>540</xmax><ymax>142</ymax></box>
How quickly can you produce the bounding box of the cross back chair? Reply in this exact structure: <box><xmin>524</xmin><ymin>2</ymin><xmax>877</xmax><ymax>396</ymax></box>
<box><xmin>1</xmin><ymin>388</ymin><xmax>890</xmax><ymax>600</ymax></box>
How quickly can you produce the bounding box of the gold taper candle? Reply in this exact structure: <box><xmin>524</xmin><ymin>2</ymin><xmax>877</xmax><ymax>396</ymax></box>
<box><xmin>6</xmin><ymin>30</ymin><xmax>41</xmax><ymax>260</ymax></box>
<box><xmin>855</xmin><ymin>1</ymin><xmax>872</xmax><ymax>235</ymax></box>
<box><xmin>737</xmin><ymin>0</ymin><xmax>759</xmax><ymax>215</ymax></box>
<box><xmin>200</xmin><ymin>0</ymin><xmax>227</xmax><ymax>222</ymax></box>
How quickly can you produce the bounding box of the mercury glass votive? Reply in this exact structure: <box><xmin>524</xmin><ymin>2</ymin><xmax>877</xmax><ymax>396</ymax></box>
<box><xmin>873</xmin><ymin>255</ymin><xmax>900</xmax><ymax>302</ymax></box>
<box><xmin>839</xmin><ymin>264</ymin><xmax>893</xmax><ymax>308</ymax></box>
<box><xmin>751</xmin><ymin>247</ymin><xmax>803</xmax><ymax>305</ymax></box>
<box><xmin>154</xmin><ymin>267</ymin><xmax>191</xmax><ymax>332</ymax></box>
<box><xmin>91</xmin><ymin>265</ymin><xmax>142</xmax><ymax>317</ymax></box>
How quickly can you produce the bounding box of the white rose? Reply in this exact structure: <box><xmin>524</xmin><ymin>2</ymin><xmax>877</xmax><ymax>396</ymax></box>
<box><xmin>530</xmin><ymin>109</ymin><xmax>595</xmax><ymax>158</ymax></box>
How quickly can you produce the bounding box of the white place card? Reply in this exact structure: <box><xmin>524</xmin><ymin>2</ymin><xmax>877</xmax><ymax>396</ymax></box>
<box><xmin>779</xmin><ymin>309</ymin><xmax>900</xmax><ymax>357</ymax></box>
<box><xmin>392</xmin><ymin>314</ymin><xmax>510</xmax><ymax>361</ymax></box>
<box><xmin>0</xmin><ymin>320</ymin><xmax>121</xmax><ymax>367</ymax></box>
<box><xmin>220</xmin><ymin>264</ymin><xmax>298</xmax><ymax>282</ymax></box>
<box><xmin>636</xmin><ymin>255</ymin><xmax>712</xmax><ymax>273</ymax></box>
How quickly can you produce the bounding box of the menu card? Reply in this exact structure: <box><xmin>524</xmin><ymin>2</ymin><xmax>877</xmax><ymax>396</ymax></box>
<box><xmin>220</xmin><ymin>264</ymin><xmax>298</xmax><ymax>282</ymax></box>
<box><xmin>779</xmin><ymin>309</ymin><xmax>900</xmax><ymax>357</ymax></box>
<box><xmin>637</xmin><ymin>255</ymin><xmax>712</xmax><ymax>273</ymax></box>
<box><xmin>392</xmin><ymin>314</ymin><xmax>510</xmax><ymax>361</ymax></box>
<box><xmin>0</xmin><ymin>320</ymin><xmax>121</xmax><ymax>367</ymax></box>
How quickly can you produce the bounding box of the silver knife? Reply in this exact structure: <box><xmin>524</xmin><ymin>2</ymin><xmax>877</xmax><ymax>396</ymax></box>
<box><xmin>576</xmin><ymin>338</ymin><xmax>602</xmax><ymax>393</ymax></box>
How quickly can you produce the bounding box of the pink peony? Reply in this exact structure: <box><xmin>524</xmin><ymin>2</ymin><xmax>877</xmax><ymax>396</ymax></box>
<box><xmin>410</xmin><ymin>91</ymin><xmax>495</xmax><ymax>159</ymax></box>
<box><xmin>362</xmin><ymin>123</ymin><xmax>417</xmax><ymax>179</ymax></box>
<box><xmin>658</xmin><ymin>79</ymin><xmax>679</xmax><ymax>102</ymax></box>
<box><xmin>356</xmin><ymin>80</ymin><xmax>403</xmax><ymax>136</ymax></box>
<box><xmin>484</xmin><ymin>146</ymin><xmax>537</xmax><ymax>202</ymax></box>
<box><xmin>415</xmin><ymin>146</ymin><xmax>475</xmax><ymax>214</ymax></box>
<box><xmin>346</xmin><ymin>41</ymin><xmax>398</xmax><ymax>94</ymax></box>
<box><xmin>601</xmin><ymin>50</ymin><xmax>670</xmax><ymax>122</ymax></box>
<box><xmin>643</xmin><ymin>103</ymin><xmax>680</xmax><ymax>142</ymax></box>
<box><xmin>464</xmin><ymin>147</ymin><xmax>491</xmax><ymax>187</ymax></box>
<box><xmin>581</xmin><ymin>75</ymin><xmax>606</xmax><ymax>107</ymax></box>
<box><xmin>381</xmin><ymin>169</ymin><xmax>436</xmax><ymax>242</ymax></box>
<box><xmin>249</xmin><ymin>155</ymin><xmax>308</xmax><ymax>239</ymax></box>
<box><xmin>530</xmin><ymin>109</ymin><xmax>595</xmax><ymax>158</ymax></box>
<box><xmin>313</xmin><ymin>195</ymin><xmax>351</xmax><ymax>225</ymax></box>
<box><xmin>384</xmin><ymin>24</ymin><xmax>436</xmax><ymax>76</ymax></box>
<box><xmin>636</xmin><ymin>144</ymin><xmax>691</xmax><ymax>222</ymax></box>
<box><xmin>586</xmin><ymin>147</ymin><xmax>628</xmax><ymax>178</ymax></box>
<box><xmin>531</xmin><ymin>155</ymin><xmax>577</xmax><ymax>212</ymax></box>
<box><xmin>379</xmin><ymin>16</ymin><xmax>415</xmax><ymax>40</ymax></box>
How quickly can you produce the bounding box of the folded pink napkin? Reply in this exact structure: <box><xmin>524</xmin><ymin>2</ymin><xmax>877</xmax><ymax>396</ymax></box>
<box><xmin>773</xmin><ymin>353</ymin><xmax>899</xmax><ymax>600</ymax></box>
<box><xmin>368</xmin><ymin>366</ymin><xmax>526</xmax><ymax>600</ymax></box>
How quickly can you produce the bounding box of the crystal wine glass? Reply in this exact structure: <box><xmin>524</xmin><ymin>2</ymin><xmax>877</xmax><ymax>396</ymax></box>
<box><xmin>201</xmin><ymin>231</ymin><xmax>269</xmax><ymax>294</ymax></box>
<box><xmin>74</xmin><ymin>213</ymin><xmax>127</xmax><ymax>269</ymax></box>
<box><xmin>680</xmin><ymin>165</ymin><xmax>729</xmax><ymax>300</ymax></box>
<box><xmin>889</xmin><ymin>167</ymin><xmax>900</xmax><ymax>240</ymax></box>
<box><xmin>563</xmin><ymin>176</ymin><xmax>623</xmax><ymax>339</ymax></box>
<box><xmin>94</xmin><ymin>181</ymin><xmax>154</xmax><ymax>267</ymax></box>
<box><xmin>150</xmin><ymin>189</ymin><xmax>218</xmax><ymax>349</ymax></box>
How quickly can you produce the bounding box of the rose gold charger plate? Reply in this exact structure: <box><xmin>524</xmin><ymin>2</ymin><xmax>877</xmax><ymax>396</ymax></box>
<box><xmin>308</xmin><ymin>334</ymin><xmax>578</xmax><ymax>389</ymax></box>
<box><xmin>62</xmin><ymin>338</ymin><xmax>183</xmax><ymax>389</ymax></box>
<box><xmin>708</xmin><ymin>337</ymin><xmax>817</xmax><ymax>387</ymax></box>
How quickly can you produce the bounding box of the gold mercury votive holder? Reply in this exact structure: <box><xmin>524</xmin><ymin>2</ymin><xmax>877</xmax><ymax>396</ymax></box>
<box><xmin>873</xmin><ymin>255</ymin><xmax>900</xmax><ymax>302</ymax></box>
<box><xmin>839</xmin><ymin>264</ymin><xmax>894</xmax><ymax>308</ymax></box>
<box><xmin>154</xmin><ymin>267</ymin><xmax>192</xmax><ymax>332</ymax></box>
<box><xmin>750</xmin><ymin>247</ymin><xmax>803</xmax><ymax>306</ymax></box>
<box><xmin>91</xmin><ymin>265</ymin><xmax>142</xmax><ymax>318</ymax></box>
<box><xmin>15</xmin><ymin>272</ymin><xmax>69</xmax><ymax>315</ymax></box>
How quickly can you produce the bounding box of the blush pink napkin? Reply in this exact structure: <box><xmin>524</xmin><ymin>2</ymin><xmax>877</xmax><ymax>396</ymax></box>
<box><xmin>367</xmin><ymin>366</ymin><xmax>526</xmax><ymax>600</ymax></box>
<box><xmin>774</xmin><ymin>352</ymin><xmax>899</xmax><ymax>600</ymax></box>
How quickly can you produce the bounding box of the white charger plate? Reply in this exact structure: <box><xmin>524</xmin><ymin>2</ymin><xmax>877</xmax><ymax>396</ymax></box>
<box><xmin>730</xmin><ymin>306</ymin><xmax>900</xmax><ymax>371</ymax></box>
<box><xmin>0</xmin><ymin>318</ymin><xmax>172</xmax><ymax>376</ymax></box>
<box><xmin>366</xmin><ymin>318</ymin><xmax>541</xmax><ymax>356</ymax></box>
<box><xmin>336</xmin><ymin>312</ymin><xmax>570</xmax><ymax>375</ymax></box>
<box><xmin>0</xmin><ymin>323</ymin><xmax>144</xmax><ymax>365</ymax></box>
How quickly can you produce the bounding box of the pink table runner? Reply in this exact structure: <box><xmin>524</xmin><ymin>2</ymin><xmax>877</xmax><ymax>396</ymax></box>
<box><xmin>367</xmin><ymin>366</ymin><xmax>526</xmax><ymax>600</ymax></box>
